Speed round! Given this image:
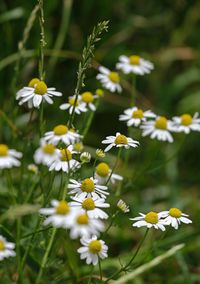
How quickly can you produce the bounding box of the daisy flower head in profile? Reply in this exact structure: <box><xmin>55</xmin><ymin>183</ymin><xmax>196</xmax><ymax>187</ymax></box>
<box><xmin>0</xmin><ymin>235</ymin><xmax>16</xmax><ymax>261</ymax></box>
<box><xmin>34</xmin><ymin>140</ymin><xmax>59</xmax><ymax>166</ymax></box>
<box><xmin>39</xmin><ymin>199</ymin><xmax>76</xmax><ymax>229</ymax></box>
<box><xmin>59</xmin><ymin>95</ymin><xmax>87</xmax><ymax>115</ymax></box>
<box><xmin>43</xmin><ymin>124</ymin><xmax>81</xmax><ymax>146</ymax></box>
<box><xmin>78</xmin><ymin>235</ymin><xmax>108</xmax><ymax>265</ymax></box>
<box><xmin>95</xmin><ymin>162</ymin><xmax>123</xmax><ymax>185</ymax></box>
<box><xmin>16</xmin><ymin>78</ymin><xmax>62</xmax><ymax>108</ymax></box>
<box><xmin>130</xmin><ymin>211</ymin><xmax>166</xmax><ymax>231</ymax></box>
<box><xmin>96</xmin><ymin>66</ymin><xmax>122</xmax><ymax>93</ymax></box>
<box><xmin>80</xmin><ymin>91</ymin><xmax>97</xmax><ymax>111</ymax></box>
<box><xmin>69</xmin><ymin>210</ymin><xmax>104</xmax><ymax>239</ymax></box>
<box><xmin>141</xmin><ymin>116</ymin><xmax>174</xmax><ymax>143</ymax></box>
<box><xmin>171</xmin><ymin>113</ymin><xmax>200</xmax><ymax>134</ymax></box>
<box><xmin>119</xmin><ymin>107</ymin><xmax>156</xmax><ymax>127</ymax></box>
<box><xmin>70</xmin><ymin>195</ymin><xmax>110</xmax><ymax>219</ymax></box>
<box><xmin>116</xmin><ymin>55</ymin><xmax>154</xmax><ymax>75</ymax></box>
<box><xmin>159</xmin><ymin>208</ymin><xmax>192</xmax><ymax>230</ymax></box>
<box><xmin>102</xmin><ymin>132</ymin><xmax>139</xmax><ymax>152</ymax></box>
<box><xmin>68</xmin><ymin>177</ymin><xmax>109</xmax><ymax>199</ymax></box>
<box><xmin>48</xmin><ymin>145</ymin><xmax>80</xmax><ymax>173</ymax></box>
<box><xmin>0</xmin><ymin>144</ymin><xmax>22</xmax><ymax>169</ymax></box>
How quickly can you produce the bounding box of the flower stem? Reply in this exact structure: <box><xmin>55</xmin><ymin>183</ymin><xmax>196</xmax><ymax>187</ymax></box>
<box><xmin>68</xmin><ymin>21</ymin><xmax>109</xmax><ymax>128</ymax></box>
<box><xmin>106</xmin><ymin>228</ymin><xmax>149</xmax><ymax>282</ymax></box>
<box><xmin>87</xmin><ymin>266</ymin><xmax>94</xmax><ymax>284</ymax></box>
<box><xmin>106</xmin><ymin>148</ymin><xmax>122</xmax><ymax>185</ymax></box>
<box><xmin>35</xmin><ymin>227</ymin><xmax>57</xmax><ymax>284</ymax></box>
<box><xmin>38</xmin><ymin>0</ymin><xmax>46</xmax><ymax>80</ymax></box>
<box><xmin>98</xmin><ymin>257</ymin><xmax>103</xmax><ymax>283</ymax></box>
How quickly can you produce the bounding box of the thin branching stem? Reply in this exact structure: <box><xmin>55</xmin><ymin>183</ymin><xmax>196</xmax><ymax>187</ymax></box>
<box><xmin>68</xmin><ymin>21</ymin><xmax>109</xmax><ymax>128</ymax></box>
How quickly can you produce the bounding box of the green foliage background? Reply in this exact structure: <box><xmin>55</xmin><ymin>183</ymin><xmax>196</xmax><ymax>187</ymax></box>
<box><xmin>0</xmin><ymin>0</ymin><xmax>200</xmax><ymax>283</ymax></box>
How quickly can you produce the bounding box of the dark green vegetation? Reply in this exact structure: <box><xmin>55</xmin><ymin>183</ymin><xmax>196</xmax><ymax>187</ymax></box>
<box><xmin>0</xmin><ymin>1</ymin><xmax>200</xmax><ymax>283</ymax></box>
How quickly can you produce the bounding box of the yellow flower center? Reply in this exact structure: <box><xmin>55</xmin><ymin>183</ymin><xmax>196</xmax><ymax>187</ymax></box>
<box><xmin>108</xmin><ymin>72</ymin><xmax>120</xmax><ymax>83</ymax></box>
<box><xmin>81</xmin><ymin>178</ymin><xmax>95</xmax><ymax>193</ymax></box>
<box><xmin>69</xmin><ymin>98</ymin><xmax>79</xmax><ymax>106</ymax></box>
<box><xmin>155</xmin><ymin>117</ymin><xmax>167</xmax><ymax>130</ymax></box>
<box><xmin>73</xmin><ymin>142</ymin><xmax>83</xmax><ymax>152</ymax></box>
<box><xmin>96</xmin><ymin>88</ymin><xmax>104</xmax><ymax>97</ymax></box>
<box><xmin>60</xmin><ymin>149</ymin><xmax>72</xmax><ymax>161</ymax></box>
<box><xmin>53</xmin><ymin>125</ymin><xmax>68</xmax><ymax>135</ymax></box>
<box><xmin>56</xmin><ymin>200</ymin><xmax>70</xmax><ymax>215</ymax></box>
<box><xmin>114</xmin><ymin>134</ymin><xmax>128</xmax><ymax>145</ymax></box>
<box><xmin>181</xmin><ymin>114</ymin><xmax>192</xmax><ymax>126</ymax></box>
<box><xmin>0</xmin><ymin>144</ymin><xmax>8</xmax><ymax>157</ymax></box>
<box><xmin>89</xmin><ymin>240</ymin><xmax>102</xmax><ymax>254</ymax></box>
<box><xmin>76</xmin><ymin>213</ymin><xmax>89</xmax><ymax>225</ymax></box>
<box><xmin>81</xmin><ymin>92</ymin><xmax>94</xmax><ymax>103</ymax></box>
<box><xmin>82</xmin><ymin>198</ymin><xmax>95</xmax><ymax>211</ymax></box>
<box><xmin>144</xmin><ymin>211</ymin><xmax>158</xmax><ymax>224</ymax></box>
<box><xmin>169</xmin><ymin>208</ymin><xmax>182</xmax><ymax>218</ymax></box>
<box><xmin>0</xmin><ymin>240</ymin><xmax>5</xmax><ymax>251</ymax></box>
<box><xmin>34</xmin><ymin>81</ymin><xmax>47</xmax><ymax>95</ymax></box>
<box><xmin>96</xmin><ymin>162</ymin><xmax>110</xmax><ymax>177</ymax></box>
<box><xmin>28</xmin><ymin>78</ymin><xmax>40</xmax><ymax>87</ymax></box>
<box><xmin>132</xmin><ymin>109</ymin><xmax>144</xmax><ymax>119</ymax></box>
<box><xmin>129</xmin><ymin>55</ymin><xmax>140</xmax><ymax>65</ymax></box>
<box><xmin>42</xmin><ymin>144</ymin><xmax>56</xmax><ymax>154</ymax></box>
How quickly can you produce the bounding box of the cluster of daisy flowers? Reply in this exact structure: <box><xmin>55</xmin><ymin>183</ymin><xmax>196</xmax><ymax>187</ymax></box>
<box><xmin>95</xmin><ymin>54</ymin><xmax>200</xmax><ymax>142</ymax></box>
<box><xmin>131</xmin><ymin>208</ymin><xmax>192</xmax><ymax>231</ymax></box>
<box><xmin>119</xmin><ymin>107</ymin><xmax>200</xmax><ymax>143</ymax></box>
<box><xmin>0</xmin><ymin>51</ymin><xmax>195</xmax><ymax>270</ymax></box>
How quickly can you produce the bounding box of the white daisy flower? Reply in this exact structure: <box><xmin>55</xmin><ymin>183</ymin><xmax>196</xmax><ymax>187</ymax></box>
<box><xmin>59</xmin><ymin>95</ymin><xmax>87</xmax><ymax>114</ymax></box>
<box><xmin>49</xmin><ymin>145</ymin><xmax>80</xmax><ymax>173</ymax></box>
<box><xmin>77</xmin><ymin>235</ymin><xmax>108</xmax><ymax>265</ymax></box>
<box><xmin>0</xmin><ymin>235</ymin><xmax>16</xmax><ymax>261</ymax></box>
<box><xmin>0</xmin><ymin>144</ymin><xmax>22</xmax><ymax>169</ymax></box>
<box><xmin>70</xmin><ymin>196</ymin><xmax>110</xmax><ymax>219</ymax></box>
<box><xmin>43</xmin><ymin>124</ymin><xmax>81</xmax><ymax>146</ymax></box>
<box><xmin>80</xmin><ymin>92</ymin><xmax>97</xmax><ymax>111</ymax></box>
<box><xmin>95</xmin><ymin>162</ymin><xmax>123</xmax><ymax>185</ymax></box>
<box><xmin>69</xmin><ymin>211</ymin><xmax>104</xmax><ymax>239</ymax></box>
<box><xmin>68</xmin><ymin>177</ymin><xmax>109</xmax><ymax>199</ymax></box>
<box><xmin>116</xmin><ymin>55</ymin><xmax>154</xmax><ymax>75</ymax></box>
<box><xmin>159</xmin><ymin>208</ymin><xmax>192</xmax><ymax>230</ymax></box>
<box><xmin>119</xmin><ymin>107</ymin><xmax>156</xmax><ymax>127</ymax></box>
<box><xmin>16</xmin><ymin>78</ymin><xmax>62</xmax><ymax>108</ymax></box>
<box><xmin>96</xmin><ymin>66</ymin><xmax>122</xmax><ymax>93</ymax></box>
<box><xmin>130</xmin><ymin>211</ymin><xmax>166</xmax><ymax>231</ymax></box>
<box><xmin>102</xmin><ymin>132</ymin><xmax>139</xmax><ymax>152</ymax></box>
<box><xmin>39</xmin><ymin>200</ymin><xmax>76</xmax><ymax>229</ymax></box>
<box><xmin>34</xmin><ymin>141</ymin><xmax>58</xmax><ymax>166</ymax></box>
<box><xmin>171</xmin><ymin>113</ymin><xmax>200</xmax><ymax>134</ymax></box>
<box><xmin>141</xmin><ymin>116</ymin><xmax>174</xmax><ymax>143</ymax></box>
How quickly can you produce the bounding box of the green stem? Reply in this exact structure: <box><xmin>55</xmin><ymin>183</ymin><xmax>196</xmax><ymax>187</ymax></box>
<box><xmin>106</xmin><ymin>148</ymin><xmax>122</xmax><ymax>185</ymax></box>
<box><xmin>103</xmin><ymin>211</ymin><xmax>119</xmax><ymax>236</ymax></box>
<box><xmin>38</xmin><ymin>0</ymin><xmax>46</xmax><ymax>80</ymax></box>
<box><xmin>68</xmin><ymin>21</ymin><xmax>109</xmax><ymax>128</ymax></box>
<box><xmin>106</xmin><ymin>229</ymin><xmax>149</xmax><ymax>282</ymax></box>
<box><xmin>39</xmin><ymin>103</ymin><xmax>44</xmax><ymax>136</ymax></box>
<box><xmin>87</xmin><ymin>266</ymin><xmax>94</xmax><ymax>284</ymax></box>
<box><xmin>82</xmin><ymin>100</ymin><xmax>100</xmax><ymax>140</ymax></box>
<box><xmin>35</xmin><ymin>228</ymin><xmax>57</xmax><ymax>284</ymax></box>
<box><xmin>98</xmin><ymin>257</ymin><xmax>103</xmax><ymax>283</ymax></box>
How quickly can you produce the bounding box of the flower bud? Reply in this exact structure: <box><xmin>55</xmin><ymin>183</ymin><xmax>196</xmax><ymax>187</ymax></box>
<box><xmin>117</xmin><ymin>199</ymin><xmax>129</xmax><ymax>213</ymax></box>
<box><xmin>96</xmin><ymin>149</ymin><xmax>105</xmax><ymax>158</ymax></box>
<box><xmin>80</xmin><ymin>152</ymin><xmax>91</xmax><ymax>163</ymax></box>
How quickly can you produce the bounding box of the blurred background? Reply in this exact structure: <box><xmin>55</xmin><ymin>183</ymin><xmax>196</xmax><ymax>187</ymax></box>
<box><xmin>0</xmin><ymin>0</ymin><xmax>200</xmax><ymax>283</ymax></box>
